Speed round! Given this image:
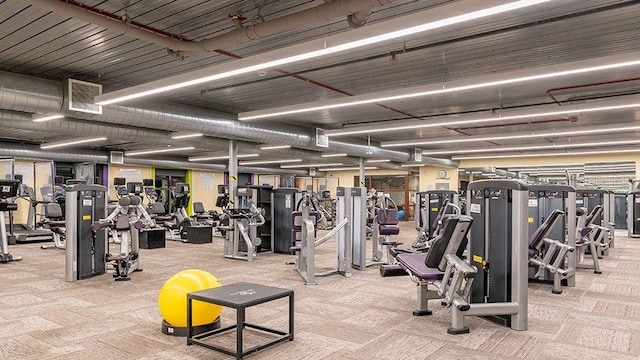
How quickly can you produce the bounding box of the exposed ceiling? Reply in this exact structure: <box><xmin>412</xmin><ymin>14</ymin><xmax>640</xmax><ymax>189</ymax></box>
<box><xmin>0</xmin><ymin>0</ymin><xmax>640</xmax><ymax>180</ymax></box>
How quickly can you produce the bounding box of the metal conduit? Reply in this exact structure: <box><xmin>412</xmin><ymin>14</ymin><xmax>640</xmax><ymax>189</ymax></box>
<box><xmin>25</xmin><ymin>0</ymin><xmax>396</xmax><ymax>56</ymax></box>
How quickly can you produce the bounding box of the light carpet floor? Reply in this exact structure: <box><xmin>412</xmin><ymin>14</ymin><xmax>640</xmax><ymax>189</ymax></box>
<box><xmin>0</xmin><ymin>223</ymin><xmax>639</xmax><ymax>360</ymax></box>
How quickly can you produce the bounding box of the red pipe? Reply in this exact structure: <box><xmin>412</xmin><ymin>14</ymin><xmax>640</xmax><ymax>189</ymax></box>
<box><xmin>546</xmin><ymin>76</ymin><xmax>640</xmax><ymax>105</ymax></box>
<box><xmin>53</xmin><ymin>0</ymin><xmax>191</xmax><ymax>41</ymax></box>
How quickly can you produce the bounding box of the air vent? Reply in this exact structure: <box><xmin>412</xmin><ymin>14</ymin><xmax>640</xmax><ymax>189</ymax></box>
<box><xmin>315</xmin><ymin>128</ymin><xmax>328</xmax><ymax>148</ymax></box>
<box><xmin>110</xmin><ymin>151</ymin><xmax>124</xmax><ymax>164</ymax></box>
<box><xmin>67</xmin><ymin>79</ymin><xmax>103</xmax><ymax>114</ymax></box>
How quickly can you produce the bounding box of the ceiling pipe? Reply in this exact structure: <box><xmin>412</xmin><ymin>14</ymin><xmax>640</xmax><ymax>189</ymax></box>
<box><xmin>0</xmin><ymin>70</ymin><xmax>457</xmax><ymax>168</ymax></box>
<box><xmin>26</xmin><ymin>0</ymin><xmax>397</xmax><ymax>57</ymax></box>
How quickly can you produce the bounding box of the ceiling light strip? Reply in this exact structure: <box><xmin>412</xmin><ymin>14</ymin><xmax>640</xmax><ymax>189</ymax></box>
<box><xmin>40</xmin><ymin>137</ymin><xmax>107</xmax><ymax>149</ymax></box>
<box><xmin>126</xmin><ymin>146</ymin><xmax>195</xmax><ymax>156</ymax></box>
<box><xmin>259</xmin><ymin>145</ymin><xmax>292</xmax><ymax>150</ymax></box>
<box><xmin>242</xmin><ymin>53</ymin><xmax>640</xmax><ymax>122</ymax></box>
<box><xmin>189</xmin><ymin>153</ymin><xmax>259</xmax><ymax>161</ymax></box>
<box><xmin>321</xmin><ymin>153</ymin><xmax>348</xmax><ymax>158</ymax></box>
<box><xmin>452</xmin><ymin>148</ymin><xmax>640</xmax><ymax>160</ymax></box>
<box><xmin>281</xmin><ymin>163</ymin><xmax>344</xmax><ymax>168</ymax></box>
<box><xmin>33</xmin><ymin>114</ymin><xmax>64</xmax><ymax>123</ymax></box>
<box><xmin>171</xmin><ymin>133</ymin><xmax>203</xmax><ymax>139</ymax></box>
<box><xmin>96</xmin><ymin>0</ymin><xmax>550</xmax><ymax>105</ymax></box>
<box><xmin>239</xmin><ymin>159</ymin><xmax>302</xmax><ymax>165</ymax></box>
<box><xmin>319</xmin><ymin>167</ymin><xmax>379</xmax><ymax>171</ymax></box>
<box><xmin>422</xmin><ymin>139</ymin><xmax>640</xmax><ymax>155</ymax></box>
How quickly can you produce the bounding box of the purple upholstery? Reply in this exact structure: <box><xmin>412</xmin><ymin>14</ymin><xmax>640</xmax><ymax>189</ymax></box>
<box><xmin>115</xmin><ymin>215</ymin><xmax>131</xmax><ymax>231</ymax></box>
<box><xmin>379</xmin><ymin>224</ymin><xmax>400</xmax><ymax>235</ymax></box>
<box><xmin>377</xmin><ymin>209</ymin><xmax>398</xmax><ymax>225</ymax></box>
<box><xmin>396</xmin><ymin>253</ymin><xmax>444</xmax><ymax>281</ymax></box>
<box><xmin>580</xmin><ymin>227</ymin><xmax>592</xmax><ymax>238</ymax></box>
<box><xmin>528</xmin><ymin>209</ymin><xmax>563</xmax><ymax>251</ymax></box>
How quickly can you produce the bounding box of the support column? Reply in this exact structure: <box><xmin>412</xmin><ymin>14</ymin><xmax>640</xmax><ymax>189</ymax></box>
<box><xmin>228</xmin><ymin>140</ymin><xmax>238</xmax><ymax>208</ymax></box>
<box><xmin>359</xmin><ymin>158</ymin><xmax>366</xmax><ymax>187</ymax></box>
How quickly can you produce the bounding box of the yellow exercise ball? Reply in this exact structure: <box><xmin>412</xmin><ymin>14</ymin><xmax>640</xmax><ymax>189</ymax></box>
<box><xmin>158</xmin><ymin>269</ymin><xmax>223</xmax><ymax>327</ymax></box>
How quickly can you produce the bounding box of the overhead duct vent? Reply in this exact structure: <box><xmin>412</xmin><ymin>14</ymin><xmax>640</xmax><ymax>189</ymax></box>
<box><xmin>110</xmin><ymin>151</ymin><xmax>124</xmax><ymax>164</ymax></box>
<box><xmin>67</xmin><ymin>79</ymin><xmax>102</xmax><ymax>115</ymax></box>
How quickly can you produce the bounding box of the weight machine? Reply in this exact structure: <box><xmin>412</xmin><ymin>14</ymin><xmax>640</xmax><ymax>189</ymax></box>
<box><xmin>92</xmin><ymin>194</ymin><xmax>154</xmax><ymax>280</ymax></box>
<box><xmin>222</xmin><ymin>203</ymin><xmax>265</xmax><ymax>262</ymax></box>
<box><xmin>290</xmin><ymin>192</ymin><xmax>350</xmax><ymax>285</ymax></box>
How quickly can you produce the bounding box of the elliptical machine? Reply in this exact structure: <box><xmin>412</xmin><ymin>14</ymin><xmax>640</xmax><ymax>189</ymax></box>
<box><xmin>0</xmin><ymin>179</ymin><xmax>22</xmax><ymax>263</ymax></box>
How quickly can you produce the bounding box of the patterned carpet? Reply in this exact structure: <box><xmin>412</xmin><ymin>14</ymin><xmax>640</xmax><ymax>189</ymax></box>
<box><xmin>0</xmin><ymin>224</ymin><xmax>638</xmax><ymax>360</ymax></box>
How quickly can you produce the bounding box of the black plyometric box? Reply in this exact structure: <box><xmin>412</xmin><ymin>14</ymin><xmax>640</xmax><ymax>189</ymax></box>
<box><xmin>140</xmin><ymin>229</ymin><xmax>166</xmax><ymax>249</ymax></box>
<box><xmin>181</xmin><ymin>226</ymin><xmax>213</xmax><ymax>244</ymax></box>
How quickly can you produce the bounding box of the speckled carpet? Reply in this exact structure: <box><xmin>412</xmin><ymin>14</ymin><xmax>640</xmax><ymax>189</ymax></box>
<box><xmin>0</xmin><ymin>224</ymin><xmax>638</xmax><ymax>360</ymax></box>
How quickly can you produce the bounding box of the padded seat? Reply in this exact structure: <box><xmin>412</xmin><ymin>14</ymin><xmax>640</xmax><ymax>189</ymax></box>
<box><xmin>47</xmin><ymin>220</ymin><xmax>66</xmax><ymax>227</ymax></box>
<box><xmin>396</xmin><ymin>253</ymin><xmax>444</xmax><ymax>280</ymax></box>
<box><xmin>528</xmin><ymin>209</ymin><xmax>564</xmax><ymax>252</ymax></box>
<box><xmin>379</xmin><ymin>225</ymin><xmax>400</xmax><ymax>236</ymax></box>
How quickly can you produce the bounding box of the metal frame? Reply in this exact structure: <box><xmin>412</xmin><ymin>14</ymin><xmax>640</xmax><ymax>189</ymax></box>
<box><xmin>449</xmin><ymin>180</ymin><xmax>528</xmax><ymax>334</ymax></box>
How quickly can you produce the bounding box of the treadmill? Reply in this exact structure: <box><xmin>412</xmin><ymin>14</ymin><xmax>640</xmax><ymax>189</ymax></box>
<box><xmin>10</xmin><ymin>182</ymin><xmax>53</xmax><ymax>243</ymax></box>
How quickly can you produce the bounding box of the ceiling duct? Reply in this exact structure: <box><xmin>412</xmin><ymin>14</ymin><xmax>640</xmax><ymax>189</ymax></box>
<box><xmin>0</xmin><ymin>142</ymin><xmax>306</xmax><ymax>175</ymax></box>
<box><xmin>26</xmin><ymin>0</ymin><xmax>397</xmax><ymax>57</ymax></box>
<box><xmin>0</xmin><ymin>70</ymin><xmax>458</xmax><ymax>168</ymax></box>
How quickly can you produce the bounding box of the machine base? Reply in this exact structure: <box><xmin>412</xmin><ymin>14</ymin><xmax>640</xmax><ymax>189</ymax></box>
<box><xmin>447</xmin><ymin>327</ymin><xmax>470</xmax><ymax>335</ymax></box>
<box><xmin>412</xmin><ymin>309</ymin><xmax>432</xmax><ymax>316</ymax></box>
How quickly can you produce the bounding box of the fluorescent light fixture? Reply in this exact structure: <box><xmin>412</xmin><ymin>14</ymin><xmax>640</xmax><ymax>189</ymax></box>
<box><xmin>382</xmin><ymin>125</ymin><xmax>640</xmax><ymax>147</ymax></box>
<box><xmin>350</xmin><ymin>99</ymin><xmax>640</xmax><ymax>143</ymax></box>
<box><xmin>241</xmin><ymin>53</ymin><xmax>640</xmax><ymax>121</ymax></box>
<box><xmin>452</xmin><ymin>148</ymin><xmax>640</xmax><ymax>160</ymax></box>
<box><xmin>126</xmin><ymin>146</ymin><xmax>194</xmax><ymax>156</ymax></box>
<box><xmin>171</xmin><ymin>133</ymin><xmax>203</xmax><ymax>139</ymax></box>
<box><xmin>280</xmin><ymin>163</ymin><xmax>343</xmax><ymax>169</ymax></box>
<box><xmin>401</xmin><ymin>163</ymin><xmax>423</xmax><ymax>167</ymax></box>
<box><xmin>189</xmin><ymin>153</ymin><xmax>259</xmax><ymax>161</ymax></box>
<box><xmin>422</xmin><ymin>139</ymin><xmax>640</xmax><ymax>155</ymax></box>
<box><xmin>259</xmin><ymin>145</ymin><xmax>291</xmax><ymax>150</ymax></box>
<box><xmin>239</xmin><ymin>159</ymin><xmax>302</xmax><ymax>166</ymax></box>
<box><xmin>40</xmin><ymin>137</ymin><xmax>107</xmax><ymax>149</ymax></box>
<box><xmin>321</xmin><ymin>153</ymin><xmax>348</xmax><ymax>158</ymax></box>
<box><xmin>96</xmin><ymin>0</ymin><xmax>550</xmax><ymax>105</ymax></box>
<box><xmin>319</xmin><ymin>166</ymin><xmax>379</xmax><ymax>171</ymax></box>
<box><xmin>366</xmin><ymin>159</ymin><xmax>391</xmax><ymax>163</ymax></box>
<box><xmin>33</xmin><ymin>114</ymin><xmax>64</xmax><ymax>122</ymax></box>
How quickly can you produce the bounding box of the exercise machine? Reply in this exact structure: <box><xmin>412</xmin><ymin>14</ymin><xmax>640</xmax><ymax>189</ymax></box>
<box><xmin>40</xmin><ymin>203</ymin><xmax>66</xmax><ymax>250</ymax></box>
<box><xmin>371</xmin><ymin>194</ymin><xmax>401</xmax><ymax>265</ymax></box>
<box><xmin>415</xmin><ymin>190</ymin><xmax>459</xmax><ymax>238</ymax></box>
<box><xmin>575</xmin><ymin>206</ymin><xmax>607</xmax><ymax>274</ymax></box>
<box><xmin>400</xmin><ymin>180</ymin><xmax>529</xmax><ymax>334</ymax></box>
<box><xmin>11</xmin><ymin>183</ymin><xmax>54</xmax><ymax>243</ymax></box>
<box><xmin>93</xmin><ymin>194</ymin><xmax>154</xmax><ymax>280</ymax></box>
<box><xmin>290</xmin><ymin>192</ymin><xmax>350</xmax><ymax>285</ymax></box>
<box><xmin>272</xmin><ymin>187</ymin><xmax>300</xmax><ymax>254</ymax></box>
<box><xmin>0</xmin><ymin>179</ymin><xmax>22</xmax><ymax>263</ymax></box>
<box><xmin>527</xmin><ymin>185</ymin><xmax>576</xmax><ymax>292</ymax></box>
<box><xmin>337</xmin><ymin>187</ymin><xmax>368</xmax><ymax>270</ymax></box>
<box><xmin>65</xmin><ymin>184</ymin><xmax>107</xmax><ymax>281</ymax></box>
<box><xmin>577</xmin><ymin>189</ymin><xmax>615</xmax><ymax>254</ymax></box>
<box><xmin>527</xmin><ymin>209</ymin><xmax>575</xmax><ymax>294</ymax></box>
<box><xmin>394</xmin><ymin>215</ymin><xmax>472</xmax><ymax>323</ymax></box>
<box><xmin>222</xmin><ymin>203</ymin><xmax>265</xmax><ymax>262</ymax></box>
<box><xmin>413</xmin><ymin>198</ymin><xmax>461</xmax><ymax>251</ymax></box>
